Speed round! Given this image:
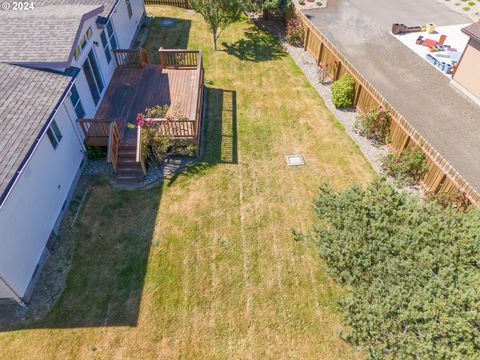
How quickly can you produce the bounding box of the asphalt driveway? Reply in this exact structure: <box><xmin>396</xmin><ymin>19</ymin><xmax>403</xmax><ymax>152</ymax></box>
<box><xmin>304</xmin><ymin>0</ymin><xmax>480</xmax><ymax>194</ymax></box>
<box><xmin>347</xmin><ymin>0</ymin><xmax>469</xmax><ymax>29</ymax></box>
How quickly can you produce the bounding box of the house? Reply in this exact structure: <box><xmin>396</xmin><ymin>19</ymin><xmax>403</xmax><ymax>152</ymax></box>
<box><xmin>0</xmin><ymin>0</ymin><xmax>147</xmax><ymax>305</ymax></box>
<box><xmin>452</xmin><ymin>22</ymin><xmax>480</xmax><ymax>106</ymax></box>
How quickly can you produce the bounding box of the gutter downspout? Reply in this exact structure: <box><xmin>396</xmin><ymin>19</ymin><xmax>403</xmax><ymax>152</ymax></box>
<box><xmin>0</xmin><ymin>274</ymin><xmax>26</xmax><ymax>307</ymax></box>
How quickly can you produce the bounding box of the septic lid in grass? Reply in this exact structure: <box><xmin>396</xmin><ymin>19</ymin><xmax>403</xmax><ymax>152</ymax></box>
<box><xmin>159</xmin><ymin>19</ymin><xmax>177</xmax><ymax>27</ymax></box>
<box><xmin>286</xmin><ymin>154</ymin><xmax>306</xmax><ymax>167</ymax></box>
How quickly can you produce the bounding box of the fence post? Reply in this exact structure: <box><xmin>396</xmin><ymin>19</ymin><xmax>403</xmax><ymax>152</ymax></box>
<box><xmin>317</xmin><ymin>42</ymin><xmax>323</xmax><ymax>66</ymax></box>
<box><xmin>354</xmin><ymin>84</ymin><xmax>362</xmax><ymax>108</ymax></box>
<box><xmin>184</xmin><ymin>0</ymin><xmax>189</xmax><ymax>8</ymax></box>
<box><xmin>304</xmin><ymin>26</ymin><xmax>310</xmax><ymax>51</ymax></box>
<box><xmin>334</xmin><ymin>61</ymin><xmax>342</xmax><ymax>81</ymax></box>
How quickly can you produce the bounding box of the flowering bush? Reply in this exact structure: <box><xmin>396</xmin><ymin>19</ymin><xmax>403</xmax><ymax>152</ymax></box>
<box><xmin>354</xmin><ymin>106</ymin><xmax>392</xmax><ymax>145</ymax></box>
<box><xmin>285</xmin><ymin>18</ymin><xmax>304</xmax><ymax>46</ymax></box>
<box><xmin>131</xmin><ymin>104</ymin><xmax>198</xmax><ymax>169</ymax></box>
<box><xmin>381</xmin><ymin>148</ymin><xmax>428</xmax><ymax>184</ymax></box>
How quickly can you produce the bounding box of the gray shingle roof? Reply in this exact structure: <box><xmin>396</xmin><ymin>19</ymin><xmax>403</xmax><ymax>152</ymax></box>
<box><xmin>0</xmin><ymin>63</ymin><xmax>72</xmax><ymax>197</ymax></box>
<box><xmin>0</xmin><ymin>4</ymin><xmax>103</xmax><ymax>65</ymax></box>
<box><xmin>463</xmin><ymin>22</ymin><xmax>480</xmax><ymax>43</ymax></box>
<box><xmin>37</xmin><ymin>0</ymin><xmax>118</xmax><ymax>18</ymax></box>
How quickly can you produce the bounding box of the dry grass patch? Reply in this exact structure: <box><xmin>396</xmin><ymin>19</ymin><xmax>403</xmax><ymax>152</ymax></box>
<box><xmin>0</xmin><ymin>6</ymin><xmax>373</xmax><ymax>359</ymax></box>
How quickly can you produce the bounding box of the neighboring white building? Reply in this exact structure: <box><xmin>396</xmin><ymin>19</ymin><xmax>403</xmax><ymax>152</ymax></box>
<box><xmin>0</xmin><ymin>0</ymin><xmax>146</xmax><ymax>304</ymax></box>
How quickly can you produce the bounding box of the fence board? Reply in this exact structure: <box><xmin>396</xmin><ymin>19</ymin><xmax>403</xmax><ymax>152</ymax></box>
<box><xmin>292</xmin><ymin>6</ymin><xmax>480</xmax><ymax>205</ymax></box>
<box><xmin>144</xmin><ymin>0</ymin><xmax>189</xmax><ymax>8</ymax></box>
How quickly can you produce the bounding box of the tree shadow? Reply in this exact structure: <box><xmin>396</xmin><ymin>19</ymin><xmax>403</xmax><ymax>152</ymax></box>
<box><xmin>144</xmin><ymin>16</ymin><xmax>192</xmax><ymax>63</ymax></box>
<box><xmin>0</xmin><ymin>179</ymin><xmax>162</xmax><ymax>330</ymax></box>
<box><xmin>221</xmin><ymin>26</ymin><xmax>286</xmax><ymax>62</ymax></box>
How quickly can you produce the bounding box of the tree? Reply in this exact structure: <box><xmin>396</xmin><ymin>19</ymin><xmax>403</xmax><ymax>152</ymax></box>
<box><xmin>189</xmin><ymin>0</ymin><xmax>243</xmax><ymax>50</ymax></box>
<box><xmin>308</xmin><ymin>178</ymin><xmax>480</xmax><ymax>359</ymax></box>
<box><xmin>246</xmin><ymin>0</ymin><xmax>291</xmax><ymax>19</ymax></box>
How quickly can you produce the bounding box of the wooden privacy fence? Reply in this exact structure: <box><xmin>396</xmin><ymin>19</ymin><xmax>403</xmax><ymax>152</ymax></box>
<box><xmin>292</xmin><ymin>9</ymin><xmax>480</xmax><ymax>205</ymax></box>
<box><xmin>144</xmin><ymin>0</ymin><xmax>189</xmax><ymax>8</ymax></box>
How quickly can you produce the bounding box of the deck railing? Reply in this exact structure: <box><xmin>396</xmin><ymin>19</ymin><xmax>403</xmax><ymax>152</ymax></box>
<box><xmin>159</xmin><ymin>48</ymin><xmax>200</xmax><ymax>68</ymax></box>
<box><xmin>77</xmin><ymin>118</ymin><xmax>124</xmax><ymax>171</ymax></box>
<box><xmin>78</xmin><ymin>119</ymin><xmax>112</xmax><ymax>146</ymax></box>
<box><xmin>144</xmin><ymin>0</ymin><xmax>189</xmax><ymax>7</ymax></box>
<box><xmin>108</xmin><ymin>121</ymin><xmax>121</xmax><ymax>171</ymax></box>
<box><xmin>136</xmin><ymin>126</ymin><xmax>147</xmax><ymax>175</ymax></box>
<box><xmin>113</xmin><ymin>48</ymin><xmax>149</xmax><ymax>68</ymax></box>
<box><xmin>192</xmin><ymin>50</ymin><xmax>204</xmax><ymax>138</ymax></box>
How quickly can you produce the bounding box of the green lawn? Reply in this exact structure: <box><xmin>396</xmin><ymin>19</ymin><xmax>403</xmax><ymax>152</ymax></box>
<box><xmin>0</xmin><ymin>6</ymin><xmax>373</xmax><ymax>359</ymax></box>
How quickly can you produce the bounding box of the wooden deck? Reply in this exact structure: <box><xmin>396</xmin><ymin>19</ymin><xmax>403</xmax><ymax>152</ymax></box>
<box><xmin>78</xmin><ymin>48</ymin><xmax>204</xmax><ymax>182</ymax></box>
<box><xmin>95</xmin><ymin>64</ymin><xmax>198</xmax><ymax>125</ymax></box>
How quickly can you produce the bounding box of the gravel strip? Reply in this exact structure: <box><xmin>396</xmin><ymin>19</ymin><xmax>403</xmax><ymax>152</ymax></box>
<box><xmin>283</xmin><ymin>41</ymin><xmax>388</xmax><ymax>173</ymax></box>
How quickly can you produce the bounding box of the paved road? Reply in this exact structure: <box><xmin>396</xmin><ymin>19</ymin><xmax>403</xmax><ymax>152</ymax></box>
<box><xmin>305</xmin><ymin>0</ymin><xmax>480</xmax><ymax>193</ymax></box>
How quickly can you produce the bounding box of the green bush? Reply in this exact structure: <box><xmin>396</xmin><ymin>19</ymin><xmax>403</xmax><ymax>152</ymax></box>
<box><xmin>381</xmin><ymin>148</ymin><xmax>428</xmax><ymax>183</ymax></box>
<box><xmin>330</xmin><ymin>74</ymin><xmax>355</xmax><ymax>108</ymax></box>
<box><xmin>354</xmin><ymin>107</ymin><xmax>392</xmax><ymax>145</ymax></box>
<box><xmin>310</xmin><ymin>178</ymin><xmax>480</xmax><ymax>359</ymax></box>
<box><xmin>85</xmin><ymin>146</ymin><xmax>107</xmax><ymax>159</ymax></box>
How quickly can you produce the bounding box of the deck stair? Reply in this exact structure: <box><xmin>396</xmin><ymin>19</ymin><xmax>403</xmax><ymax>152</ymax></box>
<box><xmin>115</xmin><ymin>136</ymin><xmax>145</xmax><ymax>185</ymax></box>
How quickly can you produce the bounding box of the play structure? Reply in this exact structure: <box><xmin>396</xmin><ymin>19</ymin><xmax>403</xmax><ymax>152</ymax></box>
<box><xmin>392</xmin><ymin>23</ymin><xmax>437</xmax><ymax>35</ymax></box>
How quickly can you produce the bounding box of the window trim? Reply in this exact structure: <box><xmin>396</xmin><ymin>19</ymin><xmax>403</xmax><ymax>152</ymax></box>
<box><xmin>70</xmin><ymin>84</ymin><xmax>86</xmax><ymax>119</ymax></box>
<box><xmin>100</xmin><ymin>30</ymin><xmax>112</xmax><ymax>64</ymax></box>
<box><xmin>46</xmin><ymin>120</ymin><xmax>62</xmax><ymax>150</ymax></box>
<box><xmin>126</xmin><ymin>0</ymin><xmax>133</xmax><ymax>19</ymax></box>
<box><xmin>106</xmin><ymin>19</ymin><xmax>118</xmax><ymax>50</ymax></box>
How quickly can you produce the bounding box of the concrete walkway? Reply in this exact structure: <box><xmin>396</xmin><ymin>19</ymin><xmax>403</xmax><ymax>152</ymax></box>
<box><xmin>304</xmin><ymin>0</ymin><xmax>480</xmax><ymax>193</ymax></box>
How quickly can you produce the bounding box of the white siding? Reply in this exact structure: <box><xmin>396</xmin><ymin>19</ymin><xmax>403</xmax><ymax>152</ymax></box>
<box><xmin>0</xmin><ymin>100</ymin><xmax>84</xmax><ymax>298</ymax></box>
<box><xmin>111</xmin><ymin>0</ymin><xmax>145</xmax><ymax>49</ymax></box>
<box><xmin>70</xmin><ymin>16</ymin><xmax>117</xmax><ymax>118</ymax></box>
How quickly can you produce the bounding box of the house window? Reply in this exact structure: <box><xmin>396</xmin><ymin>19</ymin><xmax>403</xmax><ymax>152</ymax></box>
<box><xmin>74</xmin><ymin>46</ymin><xmax>81</xmax><ymax>60</ymax></box>
<box><xmin>86</xmin><ymin>27</ymin><xmax>93</xmax><ymax>39</ymax></box>
<box><xmin>46</xmin><ymin>120</ymin><xmax>62</xmax><ymax>150</ymax></box>
<box><xmin>126</xmin><ymin>0</ymin><xmax>132</xmax><ymax>19</ymax></box>
<box><xmin>106</xmin><ymin>20</ymin><xmax>118</xmax><ymax>50</ymax></box>
<box><xmin>100</xmin><ymin>30</ymin><xmax>112</xmax><ymax>64</ymax></box>
<box><xmin>82</xmin><ymin>49</ymin><xmax>104</xmax><ymax>105</ymax></box>
<box><xmin>79</xmin><ymin>36</ymin><xmax>87</xmax><ymax>49</ymax></box>
<box><xmin>70</xmin><ymin>84</ymin><xmax>85</xmax><ymax>118</ymax></box>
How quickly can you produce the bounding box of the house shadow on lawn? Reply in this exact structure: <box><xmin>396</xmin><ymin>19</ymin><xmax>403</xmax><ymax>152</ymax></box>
<box><xmin>144</xmin><ymin>16</ymin><xmax>192</xmax><ymax>63</ymax></box>
<box><xmin>0</xmin><ymin>178</ymin><xmax>163</xmax><ymax>331</ymax></box>
<box><xmin>221</xmin><ymin>26</ymin><xmax>286</xmax><ymax>62</ymax></box>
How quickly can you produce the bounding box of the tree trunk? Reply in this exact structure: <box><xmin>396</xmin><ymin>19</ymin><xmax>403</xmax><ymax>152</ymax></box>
<box><xmin>212</xmin><ymin>32</ymin><xmax>217</xmax><ymax>51</ymax></box>
<box><xmin>263</xmin><ymin>8</ymin><xmax>269</xmax><ymax>20</ymax></box>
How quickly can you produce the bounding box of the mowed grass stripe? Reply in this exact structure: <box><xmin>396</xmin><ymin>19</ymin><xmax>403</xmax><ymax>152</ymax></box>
<box><xmin>0</xmin><ymin>6</ymin><xmax>373</xmax><ymax>359</ymax></box>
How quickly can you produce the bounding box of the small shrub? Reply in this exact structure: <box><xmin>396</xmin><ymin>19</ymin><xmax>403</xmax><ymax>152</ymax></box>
<box><xmin>381</xmin><ymin>148</ymin><xmax>428</xmax><ymax>183</ymax></box>
<box><xmin>85</xmin><ymin>146</ymin><xmax>107</xmax><ymax>159</ymax></box>
<box><xmin>285</xmin><ymin>18</ymin><xmax>304</xmax><ymax>46</ymax></box>
<box><xmin>330</xmin><ymin>74</ymin><xmax>355</xmax><ymax>108</ymax></box>
<box><xmin>354</xmin><ymin>107</ymin><xmax>392</xmax><ymax>145</ymax></box>
<box><xmin>426</xmin><ymin>190</ymin><xmax>470</xmax><ymax>210</ymax></box>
